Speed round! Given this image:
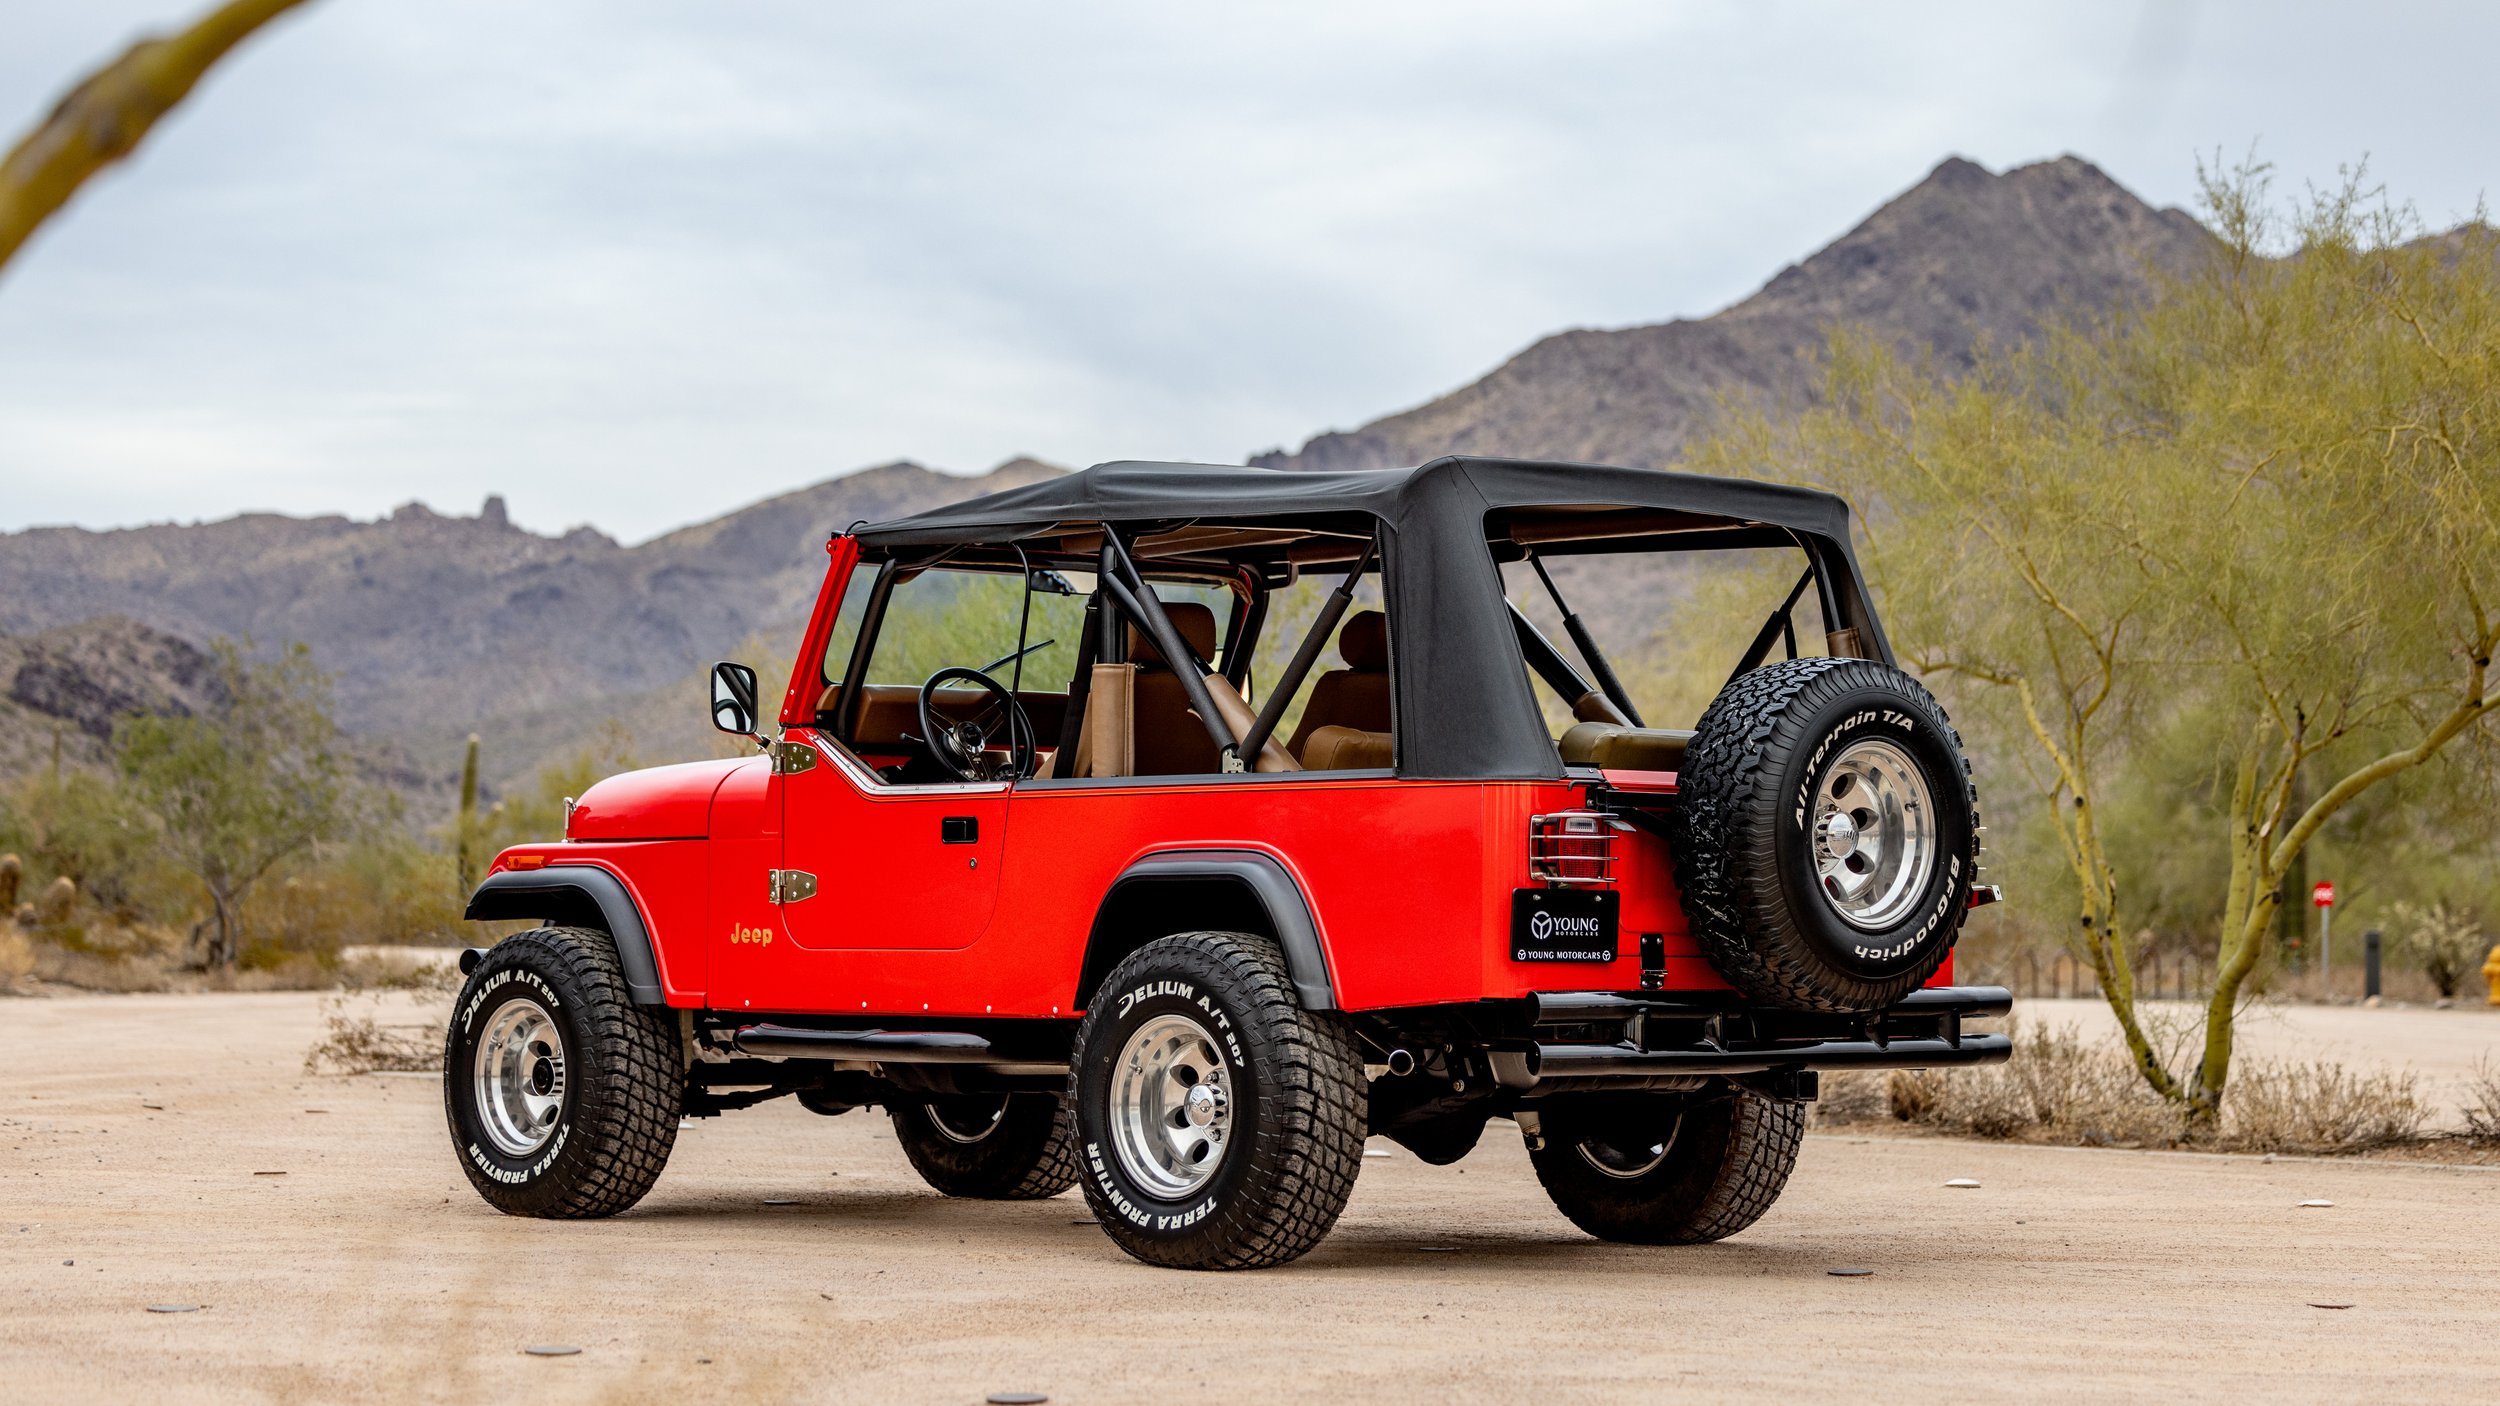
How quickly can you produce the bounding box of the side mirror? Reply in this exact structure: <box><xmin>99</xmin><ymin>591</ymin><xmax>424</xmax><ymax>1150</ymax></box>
<box><xmin>710</xmin><ymin>661</ymin><xmax>762</xmax><ymax>741</ymax></box>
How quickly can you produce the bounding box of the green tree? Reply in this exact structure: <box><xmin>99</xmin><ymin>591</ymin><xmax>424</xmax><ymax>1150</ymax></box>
<box><xmin>116</xmin><ymin>640</ymin><xmax>363</xmax><ymax>968</ymax></box>
<box><xmin>1720</xmin><ymin>161</ymin><xmax>2500</xmax><ymax>1127</ymax></box>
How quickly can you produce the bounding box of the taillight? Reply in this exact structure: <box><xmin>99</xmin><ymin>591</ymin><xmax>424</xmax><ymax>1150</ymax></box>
<box><xmin>1529</xmin><ymin>811</ymin><xmax>1627</xmax><ymax>887</ymax></box>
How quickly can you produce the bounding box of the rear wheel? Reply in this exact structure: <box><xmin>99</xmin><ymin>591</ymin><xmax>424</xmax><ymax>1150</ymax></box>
<box><xmin>888</xmin><ymin>1092</ymin><xmax>1077</xmax><ymax>1199</ymax></box>
<box><xmin>1527</xmin><ymin>1091</ymin><xmax>1803</xmax><ymax>1244</ymax></box>
<box><xmin>1070</xmin><ymin>931</ymin><xmax>1365</xmax><ymax>1269</ymax></box>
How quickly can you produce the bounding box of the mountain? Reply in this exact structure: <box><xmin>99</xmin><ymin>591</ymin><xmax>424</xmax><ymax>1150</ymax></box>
<box><xmin>0</xmin><ymin>618</ymin><xmax>224</xmax><ymax>775</ymax></box>
<box><xmin>0</xmin><ymin>458</ymin><xmax>1064</xmax><ymax>793</ymax></box>
<box><xmin>1252</xmin><ymin>155</ymin><xmax>2217</xmax><ymax>474</ymax></box>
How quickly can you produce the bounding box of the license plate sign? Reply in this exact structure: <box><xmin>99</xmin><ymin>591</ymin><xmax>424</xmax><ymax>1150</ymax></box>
<box><xmin>1510</xmin><ymin>887</ymin><xmax>1618</xmax><ymax>963</ymax></box>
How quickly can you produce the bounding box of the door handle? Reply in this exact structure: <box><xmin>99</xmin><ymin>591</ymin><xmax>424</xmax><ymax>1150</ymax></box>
<box><xmin>941</xmin><ymin>816</ymin><xmax>978</xmax><ymax>844</ymax></box>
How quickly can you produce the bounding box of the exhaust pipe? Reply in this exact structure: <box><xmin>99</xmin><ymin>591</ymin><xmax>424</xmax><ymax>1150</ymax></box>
<box><xmin>1384</xmin><ymin>1048</ymin><xmax>1417</xmax><ymax>1078</ymax></box>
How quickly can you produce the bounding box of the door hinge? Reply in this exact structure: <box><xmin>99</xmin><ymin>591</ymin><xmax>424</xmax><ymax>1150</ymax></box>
<box><xmin>767</xmin><ymin>869</ymin><xmax>817</xmax><ymax>904</ymax></box>
<box><xmin>769</xmin><ymin>741</ymin><xmax>818</xmax><ymax>775</ymax></box>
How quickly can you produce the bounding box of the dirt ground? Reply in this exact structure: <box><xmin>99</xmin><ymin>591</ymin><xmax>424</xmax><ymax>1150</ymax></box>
<box><xmin>6</xmin><ymin>993</ymin><xmax>2499</xmax><ymax>1404</ymax></box>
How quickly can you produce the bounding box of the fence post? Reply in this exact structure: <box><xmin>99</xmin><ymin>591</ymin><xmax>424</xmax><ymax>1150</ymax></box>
<box><xmin>2364</xmin><ymin>929</ymin><xmax>2382</xmax><ymax>1001</ymax></box>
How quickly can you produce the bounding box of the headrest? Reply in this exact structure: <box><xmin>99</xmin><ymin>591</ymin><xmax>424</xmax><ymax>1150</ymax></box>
<box><xmin>1337</xmin><ymin>610</ymin><xmax>1388</xmax><ymax>672</ymax></box>
<box><xmin>1126</xmin><ymin>601</ymin><xmax>1220</xmax><ymax>668</ymax></box>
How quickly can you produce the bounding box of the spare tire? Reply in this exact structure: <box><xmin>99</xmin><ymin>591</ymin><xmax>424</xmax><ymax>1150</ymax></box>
<box><xmin>1668</xmin><ymin>656</ymin><xmax>1978</xmax><ymax>1012</ymax></box>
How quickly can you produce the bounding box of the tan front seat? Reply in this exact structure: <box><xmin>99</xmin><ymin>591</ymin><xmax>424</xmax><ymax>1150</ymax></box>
<box><xmin>1128</xmin><ymin>603</ymin><xmax>1224</xmax><ymax>775</ymax></box>
<box><xmin>1286</xmin><ymin>609</ymin><xmax>1391</xmax><ymax>758</ymax></box>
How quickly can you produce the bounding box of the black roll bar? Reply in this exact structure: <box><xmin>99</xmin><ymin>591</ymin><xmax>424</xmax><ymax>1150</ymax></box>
<box><xmin>1524</xmin><ymin>549</ymin><xmax>1643</xmax><ymax>727</ymax></box>
<box><xmin>1234</xmin><ymin>534</ymin><xmax>1379</xmax><ymax>768</ymax></box>
<box><xmin>1098</xmin><ymin>529</ymin><xmax>1239</xmax><ymax>761</ymax></box>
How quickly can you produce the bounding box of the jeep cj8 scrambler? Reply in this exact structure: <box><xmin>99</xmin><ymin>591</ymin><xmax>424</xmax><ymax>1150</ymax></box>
<box><xmin>446</xmin><ymin>456</ymin><xmax>2009</xmax><ymax>1269</ymax></box>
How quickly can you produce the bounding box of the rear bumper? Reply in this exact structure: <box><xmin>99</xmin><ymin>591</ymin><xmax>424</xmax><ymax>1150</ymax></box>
<box><xmin>1492</xmin><ymin>984</ymin><xmax>2013</xmax><ymax>1089</ymax></box>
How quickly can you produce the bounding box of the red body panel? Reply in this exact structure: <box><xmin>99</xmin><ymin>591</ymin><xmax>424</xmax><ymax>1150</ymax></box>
<box><xmin>568</xmin><ymin>757</ymin><xmax>751</xmax><ymax>841</ymax></box>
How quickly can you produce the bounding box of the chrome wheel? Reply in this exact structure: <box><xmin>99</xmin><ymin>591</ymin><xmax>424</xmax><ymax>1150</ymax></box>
<box><xmin>1108</xmin><ymin>1013</ymin><xmax>1233</xmax><ymax>1199</ymax></box>
<box><xmin>1810</xmin><ymin>738</ymin><xmax>1936</xmax><ymax>929</ymax></box>
<box><xmin>473</xmin><ymin>999</ymin><xmax>567</xmax><ymax>1157</ymax></box>
<box><xmin>924</xmin><ymin>1096</ymin><xmax>1009</xmax><ymax>1145</ymax></box>
<box><xmin>1575</xmin><ymin>1115</ymin><xmax>1681</xmax><ymax>1181</ymax></box>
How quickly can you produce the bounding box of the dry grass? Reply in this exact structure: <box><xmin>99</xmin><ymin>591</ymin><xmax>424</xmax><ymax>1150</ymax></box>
<box><xmin>2464</xmin><ymin>1057</ymin><xmax>2500</xmax><ymax>1143</ymax></box>
<box><xmin>1822</xmin><ymin>1018</ymin><xmax>2433</xmax><ymax>1156</ymax></box>
<box><xmin>302</xmin><ymin>1005</ymin><xmax>440</xmax><ymax>1074</ymax></box>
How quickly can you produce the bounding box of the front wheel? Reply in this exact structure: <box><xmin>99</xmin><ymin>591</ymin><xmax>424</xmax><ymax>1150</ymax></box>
<box><xmin>1527</xmin><ymin>1090</ymin><xmax>1803</xmax><ymax>1244</ymax></box>
<box><xmin>888</xmin><ymin>1092</ymin><xmax>1077</xmax><ymax>1199</ymax></box>
<box><xmin>1070</xmin><ymin>932</ymin><xmax>1366</xmax><ymax>1269</ymax></box>
<box><xmin>443</xmin><ymin>926</ymin><xmax>681</xmax><ymax>1218</ymax></box>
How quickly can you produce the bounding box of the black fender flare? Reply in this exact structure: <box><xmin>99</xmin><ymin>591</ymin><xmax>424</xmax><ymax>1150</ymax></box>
<box><xmin>1080</xmin><ymin>850</ymin><xmax>1337</xmax><ymax>1012</ymax></box>
<box><xmin>464</xmin><ymin>866</ymin><xmax>665</xmax><ymax>1005</ymax></box>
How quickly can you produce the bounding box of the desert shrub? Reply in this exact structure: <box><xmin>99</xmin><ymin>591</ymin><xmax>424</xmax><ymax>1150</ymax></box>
<box><xmin>2459</xmin><ymin>1057</ymin><xmax>2500</xmax><ymax>1143</ymax></box>
<box><xmin>2218</xmin><ymin>1060</ymin><xmax>2426</xmax><ymax>1153</ymax></box>
<box><xmin>0</xmin><ymin>922</ymin><xmax>32</xmax><ymax>987</ymax></box>
<box><xmin>1813</xmin><ymin>1071</ymin><xmax>1890</xmax><ymax>1125</ymax></box>
<box><xmin>1886</xmin><ymin>1020</ymin><xmax>2184</xmax><ymax>1146</ymax></box>
<box><xmin>2388</xmin><ymin>901</ymin><xmax>2490</xmax><ymax>1000</ymax></box>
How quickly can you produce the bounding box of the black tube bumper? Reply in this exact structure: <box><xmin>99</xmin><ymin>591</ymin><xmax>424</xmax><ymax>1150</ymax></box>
<box><xmin>1494</xmin><ymin>984</ymin><xmax>2014</xmax><ymax>1089</ymax></box>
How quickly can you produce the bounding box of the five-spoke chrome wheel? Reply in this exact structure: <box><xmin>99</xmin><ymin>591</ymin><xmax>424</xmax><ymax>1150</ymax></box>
<box><xmin>1108</xmin><ymin>1014</ymin><xmax>1233</xmax><ymax>1198</ymax></box>
<box><xmin>473</xmin><ymin>999</ymin><xmax>567</xmax><ymax>1157</ymax></box>
<box><xmin>1810</xmin><ymin>737</ymin><xmax>1936</xmax><ymax>929</ymax></box>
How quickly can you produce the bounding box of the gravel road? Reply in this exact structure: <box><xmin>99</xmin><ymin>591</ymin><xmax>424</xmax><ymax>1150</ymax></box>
<box><xmin>5</xmin><ymin>991</ymin><xmax>2497</xmax><ymax>1403</ymax></box>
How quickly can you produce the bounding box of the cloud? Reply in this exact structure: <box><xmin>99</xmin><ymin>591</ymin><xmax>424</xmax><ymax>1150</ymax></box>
<box><xmin>0</xmin><ymin>0</ymin><xmax>2490</xmax><ymax>541</ymax></box>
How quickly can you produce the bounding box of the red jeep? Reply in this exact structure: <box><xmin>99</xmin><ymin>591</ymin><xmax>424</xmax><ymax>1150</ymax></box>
<box><xmin>446</xmin><ymin>456</ymin><xmax>2007</xmax><ymax>1269</ymax></box>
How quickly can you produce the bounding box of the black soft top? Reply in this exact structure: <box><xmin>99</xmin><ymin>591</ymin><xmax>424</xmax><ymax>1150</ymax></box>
<box><xmin>858</xmin><ymin>456</ymin><xmax>1882</xmax><ymax>781</ymax></box>
<box><xmin>859</xmin><ymin>455</ymin><xmax>1853</xmax><ymax>548</ymax></box>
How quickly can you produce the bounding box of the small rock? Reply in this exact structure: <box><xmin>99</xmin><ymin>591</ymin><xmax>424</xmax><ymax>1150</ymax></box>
<box><xmin>253</xmin><ymin>1171</ymin><xmax>286</xmax><ymax>1177</ymax></box>
<box><xmin>987</xmin><ymin>1394</ymin><xmax>1049</xmax><ymax>1405</ymax></box>
<box><xmin>1069</xmin><ymin>1218</ymin><xmax>1098</xmax><ymax>1226</ymax></box>
<box><xmin>146</xmin><ymin>1304</ymin><xmax>201</xmax><ymax>1314</ymax></box>
<box><xmin>2299</xmin><ymin>1200</ymin><xmax>2334</xmax><ymax>1209</ymax></box>
<box><xmin>1828</xmin><ymin>1267</ymin><xmax>1873</xmax><ymax>1277</ymax></box>
<box><xmin>1416</xmin><ymin>1245</ymin><xmax>1457</xmax><ymax>1252</ymax></box>
<box><xmin>761</xmin><ymin>1199</ymin><xmax>797</xmax><ymax>1206</ymax></box>
<box><xmin>1944</xmin><ymin>1178</ymin><xmax>1980</xmax><ymax>1189</ymax></box>
<box><xmin>1362</xmin><ymin>1148</ymin><xmax>1392</xmax><ymax>1159</ymax></box>
<box><xmin>2308</xmin><ymin>1301</ymin><xmax>2355</xmax><ymax>1310</ymax></box>
<box><xmin>62</xmin><ymin>1260</ymin><xmax>74</xmax><ymax>1266</ymax></box>
<box><xmin>524</xmin><ymin>1345</ymin><xmax>581</xmax><ymax>1357</ymax></box>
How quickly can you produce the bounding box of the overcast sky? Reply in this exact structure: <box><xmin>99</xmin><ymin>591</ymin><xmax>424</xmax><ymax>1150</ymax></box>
<box><xmin>1</xmin><ymin>1</ymin><xmax>2492</xmax><ymax>543</ymax></box>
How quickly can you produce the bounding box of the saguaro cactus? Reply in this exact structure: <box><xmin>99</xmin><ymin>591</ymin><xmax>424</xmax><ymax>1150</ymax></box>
<box><xmin>455</xmin><ymin>733</ymin><xmax>482</xmax><ymax>892</ymax></box>
<box><xmin>0</xmin><ymin>853</ymin><xmax>20</xmax><ymax>915</ymax></box>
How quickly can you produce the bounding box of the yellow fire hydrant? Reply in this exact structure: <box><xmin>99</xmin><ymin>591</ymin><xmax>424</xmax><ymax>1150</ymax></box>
<box><xmin>2485</xmin><ymin>944</ymin><xmax>2500</xmax><ymax>1007</ymax></box>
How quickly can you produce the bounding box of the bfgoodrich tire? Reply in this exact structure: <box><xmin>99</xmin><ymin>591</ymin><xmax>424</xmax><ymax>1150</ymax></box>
<box><xmin>1670</xmin><ymin>656</ymin><xmax>1979</xmax><ymax>1012</ymax></box>
<box><xmin>1528</xmin><ymin>1091</ymin><xmax>1803</xmax><ymax>1244</ymax></box>
<box><xmin>889</xmin><ymin>1093</ymin><xmax>1078</xmax><ymax>1199</ymax></box>
<box><xmin>1070</xmin><ymin>932</ymin><xmax>1365</xmax><ymax>1270</ymax></box>
<box><xmin>443</xmin><ymin>926</ymin><xmax>680</xmax><ymax>1218</ymax></box>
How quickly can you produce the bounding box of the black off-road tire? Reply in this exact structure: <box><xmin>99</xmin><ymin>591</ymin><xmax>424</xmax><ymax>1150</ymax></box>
<box><xmin>1070</xmin><ymin>932</ymin><xmax>1365</xmax><ymax>1270</ymax></box>
<box><xmin>1527</xmin><ymin>1091</ymin><xmax>1804</xmax><ymax>1244</ymax></box>
<box><xmin>443</xmin><ymin>926</ymin><xmax>680</xmax><ymax>1218</ymax></box>
<box><xmin>889</xmin><ymin>1093</ymin><xmax>1079</xmax><ymax>1199</ymax></box>
<box><xmin>1669</xmin><ymin>656</ymin><xmax>1980</xmax><ymax>1012</ymax></box>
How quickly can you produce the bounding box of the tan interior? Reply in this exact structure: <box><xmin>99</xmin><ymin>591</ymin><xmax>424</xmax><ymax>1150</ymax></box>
<box><xmin>1298</xmin><ymin>724</ymin><xmax>1393</xmax><ymax>771</ymax></box>
<box><xmin>1286</xmin><ymin>610</ymin><xmax>1391</xmax><ymax>757</ymax></box>
<box><xmin>1067</xmin><ymin>663</ymin><xmax>1135</xmax><ymax>778</ymax></box>
<box><xmin>1129</xmin><ymin>603</ymin><xmax>1227</xmax><ymax>775</ymax></box>
<box><xmin>1558</xmin><ymin>722</ymin><xmax>1694</xmax><ymax>773</ymax></box>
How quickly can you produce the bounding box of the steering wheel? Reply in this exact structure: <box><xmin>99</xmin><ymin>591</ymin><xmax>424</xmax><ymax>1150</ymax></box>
<box><xmin>916</xmin><ymin>667</ymin><xmax>1038</xmax><ymax>781</ymax></box>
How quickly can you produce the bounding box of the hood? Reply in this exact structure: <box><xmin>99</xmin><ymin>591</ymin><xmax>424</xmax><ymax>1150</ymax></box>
<box><xmin>566</xmin><ymin>756</ymin><xmax>757</xmax><ymax>841</ymax></box>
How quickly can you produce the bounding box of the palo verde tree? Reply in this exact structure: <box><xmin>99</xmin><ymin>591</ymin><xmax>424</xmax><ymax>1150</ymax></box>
<box><xmin>1725</xmin><ymin>161</ymin><xmax>2500</xmax><ymax>1127</ymax></box>
<box><xmin>1</xmin><ymin>0</ymin><xmax>315</xmax><ymax>277</ymax></box>
<box><xmin>116</xmin><ymin>640</ymin><xmax>362</xmax><ymax>968</ymax></box>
